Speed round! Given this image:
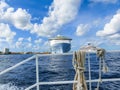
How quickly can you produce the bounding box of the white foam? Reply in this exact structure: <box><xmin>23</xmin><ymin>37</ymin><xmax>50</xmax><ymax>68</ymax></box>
<box><xmin>0</xmin><ymin>83</ymin><xmax>24</xmax><ymax>90</ymax></box>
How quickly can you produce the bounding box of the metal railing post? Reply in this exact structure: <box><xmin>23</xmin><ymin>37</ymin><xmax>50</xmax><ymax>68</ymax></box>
<box><xmin>88</xmin><ymin>52</ymin><xmax>91</xmax><ymax>90</ymax></box>
<box><xmin>36</xmin><ymin>55</ymin><xmax>39</xmax><ymax>90</ymax></box>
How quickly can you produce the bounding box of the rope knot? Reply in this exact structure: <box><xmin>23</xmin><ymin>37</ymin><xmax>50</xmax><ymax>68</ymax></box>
<box><xmin>97</xmin><ymin>49</ymin><xmax>105</xmax><ymax>59</ymax></box>
<box><xmin>77</xmin><ymin>66</ymin><xmax>85</xmax><ymax>72</ymax></box>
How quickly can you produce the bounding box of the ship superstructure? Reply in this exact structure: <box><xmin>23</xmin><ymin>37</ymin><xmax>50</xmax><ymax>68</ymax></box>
<box><xmin>49</xmin><ymin>35</ymin><xmax>72</xmax><ymax>53</ymax></box>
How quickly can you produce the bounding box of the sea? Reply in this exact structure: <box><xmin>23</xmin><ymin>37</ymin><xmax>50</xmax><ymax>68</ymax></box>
<box><xmin>0</xmin><ymin>52</ymin><xmax>120</xmax><ymax>90</ymax></box>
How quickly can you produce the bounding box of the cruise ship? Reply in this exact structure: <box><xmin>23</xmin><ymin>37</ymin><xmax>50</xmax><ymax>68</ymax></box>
<box><xmin>49</xmin><ymin>35</ymin><xmax>72</xmax><ymax>53</ymax></box>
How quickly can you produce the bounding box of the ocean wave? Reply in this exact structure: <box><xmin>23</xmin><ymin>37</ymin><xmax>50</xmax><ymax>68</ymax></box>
<box><xmin>0</xmin><ymin>83</ymin><xmax>24</xmax><ymax>90</ymax></box>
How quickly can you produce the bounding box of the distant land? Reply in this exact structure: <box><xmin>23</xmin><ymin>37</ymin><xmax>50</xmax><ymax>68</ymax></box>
<box><xmin>0</xmin><ymin>51</ymin><xmax>51</xmax><ymax>55</ymax></box>
<box><xmin>0</xmin><ymin>50</ymin><xmax>120</xmax><ymax>55</ymax></box>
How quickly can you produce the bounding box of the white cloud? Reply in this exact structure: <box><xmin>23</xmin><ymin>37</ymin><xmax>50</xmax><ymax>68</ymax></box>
<box><xmin>34</xmin><ymin>38</ymin><xmax>42</xmax><ymax>44</ymax></box>
<box><xmin>108</xmin><ymin>34</ymin><xmax>120</xmax><ymax>39</ymax></box>
<box><xmin>18</xmin><ymin>37</ymin><xmax>24</xmax><ymax>42</ymax></box>
<box><xmin>114</xmin><ymin>40</ymin><xmax>120</xmax><ymax>45</ymax></box>
<box><xmin>15</xmin><ymin>41</ymin><xmax>22</xmax><ymax>48</ymax></box>
<box><xmin>107</xmin><ymin>39</ymin><xmax>120</xmax><ymax>45</ymax></box>
<box><xmin>27</xmin><ymin>43</ymin><xmax>32</xmax><ymax>48</ymax></box>
<box><xmin>15</xmin><ymin>37</ymin><xmax>49</xmax><ymax>52</ymax></box>
<box><xmin>0</xmin><ymin>0</ymin><xmax>9</xmax><ymax>9</ymax></box>
<box><xmin>90</xmin><ymin>0</ymin><xmax>118</xmax><ymax>4</ymax></box>
<box><xmin>33</xmin><ymin>41</ymin><xmax>49</xmax><ymax>52</ymax></box>
<box><xmin>76</xmin><ymin>24</ymin><xmax>91</xmax><ymax>36</ymax></box>
<box><xmin>0</xmin><ymin>0</ymin><xmax>81</xmax><ymax>38</ymax></box>
<box><xmin>42</xmin><ymin>41</ymin><xmax>50</xmax><ymax>51</ymax></box>
<box><xmin>27</xmin><ymin>37</ymin><xmax>32</xmax><ymax>42</ymax></box>
<box><xmin>96</xmin><ymin>9</ymin><xmax>120</xmax><ymax>38</ymax></box>
<box><xmin>0</xmin><ymin>1</ymin><xmax>32</xmax><ymax>30</ymax></box>
<box><xmin>15</xmin><ymin>37</ymin><xmax>24</xmax><ymax>48</ymax></box>
<box><xmin>15</xmin><ymin>37</ymin><xmax>32</xmax><ymax>50</ymax></box>
<box><xmin>44</xmin><ymin>41</ymin><xmax>49</xmax><ymax>46</ymax></box>
<box><xmin>33</xmin><ymin>45</ymin><xmax>40</xmax><ymax>51</ymax></box>
<box><xmin>96</xmin><ymin>9</ymin><xmax>120</xmax><ymax>46</ymax></box>
<box><xmin>12</xmin><ymin>8</ymin><xmax>32</xmax><ymax>30</ymax></box>
<box><xmin>0</xmin><ymin>23</ymin><xmax>16</xmax><ymax>42</ymax></box>
<box><xmin>31</xmin><ymin>0</ymin><xmax>81</xmax><ymax>37</ymax></box>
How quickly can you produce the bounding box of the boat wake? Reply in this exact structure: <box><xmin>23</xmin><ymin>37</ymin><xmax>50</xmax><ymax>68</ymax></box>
<box><xmin>0</xmin><ymin>83</ymin><xmax>24</xmax><ymax>90</ymax></box>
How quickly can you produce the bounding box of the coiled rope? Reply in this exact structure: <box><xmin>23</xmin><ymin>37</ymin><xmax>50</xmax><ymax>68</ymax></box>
<box><xmin>73</xmin><ymin>50</ymin><xmax>87</xmax><ymax>90</ymax></box>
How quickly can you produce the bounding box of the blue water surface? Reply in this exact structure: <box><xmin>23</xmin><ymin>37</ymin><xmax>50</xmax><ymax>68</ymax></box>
<box><xmin>0</xmin><ymin>52</ymin><xmax>120</xmax><ymax>90</ymax></box>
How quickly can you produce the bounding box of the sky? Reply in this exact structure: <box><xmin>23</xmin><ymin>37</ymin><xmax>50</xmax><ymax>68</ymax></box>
<box><xmin>0</xmin><ymin>0</ymin><xmax>120</xmax><ymax>52</ymax></box>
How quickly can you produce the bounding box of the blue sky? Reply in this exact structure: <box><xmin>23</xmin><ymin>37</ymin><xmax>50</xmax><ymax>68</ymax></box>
<box><xmin>0</xmin><ymin>0</ymin><xmax>120</xmax><ymax>52</ymax></box>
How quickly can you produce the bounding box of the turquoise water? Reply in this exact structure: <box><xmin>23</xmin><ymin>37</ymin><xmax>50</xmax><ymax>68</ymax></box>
<box><xmin>0</xmin><ymin>52</ymin><xmax>120</xmax><ymax>90</ymax></box>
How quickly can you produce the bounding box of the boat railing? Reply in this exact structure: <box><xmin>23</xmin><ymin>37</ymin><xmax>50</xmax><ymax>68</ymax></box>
<box><xmin>0</xmin><ymin>53</ymin><xmax>120</xmax><ymax>90</ymax></box>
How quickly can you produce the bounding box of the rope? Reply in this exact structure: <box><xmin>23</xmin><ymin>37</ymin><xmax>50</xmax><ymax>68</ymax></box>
<box><xmin>102</xmin><ymin>58</ymin><xmax>108</xmax><ymax>73</ymax></box>
<box><xmin>73</xmin><ymin>50</ymin><xmax>87</xmax><ymax>90</ymax></box>
<box><xmin>96</xmin><ymin>49</ymin><xmax>109</xmax><ymax>90</ymax></box>
<box><xmin>73</xmin><ymin>48</ymin><xmax>108</xmax><ymax>90</ymax></box>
